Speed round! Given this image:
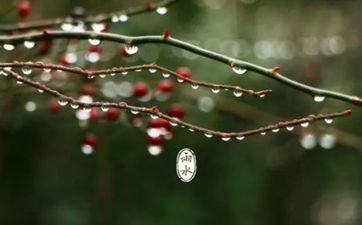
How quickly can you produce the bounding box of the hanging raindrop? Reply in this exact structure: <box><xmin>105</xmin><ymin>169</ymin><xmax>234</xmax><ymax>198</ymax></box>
<box><xmin>22</xmin><ymin>67</ymin><xmax>32</xmax><ymax>75</ymax></box>
<box><xmin>130</xmin><ymin>110</ymin><xmax>139</xmax><ymax>115</ymax></box>
<box><xmin>43</xmin><ymin>68</ymin><xmax>51</xmax><ymax>73</ymax></box>
<box><xmin>286</xmin><ymin>126</ymin><xmax>294</xmax><ymax>131</ymax></box>
<box><xmin>91</xmin><ymin>23</ymin><xmax>106</xmax><ymax>32</ymax></box>
<box><xmin>222</xmin><ymin>136</ymin><xmax>231</xmax><ymax>141</ymax></box>
<box><xmin>58</xmin><ymin>98</ymin><xmax>69</xmax><ymax>106</ymax></box>
<box><xmin>125</xmin><ymin>45</ymin><xmax>138</xmax><ymax>55</ymax></box>
<box><xmin>121</xmin><ymin>71</ymin><xmax>128</xmax><ymax>75</ymax></box>
<box><xmin>191</xmin><ymin>84</ymin><xmax>199</xmax><ymax>90</ymax></box>
<box><xmin>177</xmin><ymin>78</ymin><xmax>184</xmax><ymax>83</ymax></box>
<box><xmin>3</xmin><ymin>44</ymin><xmax>15</xmax><ymax>51</ymax></box>
<box><xmin>162</xmin><ymin>72</ymin><xmax>170</xmax><ymax>78</ymax></box>
<box><xmin>101</xmin><ymin>106</ymin><xmax>109</xmax><ymax>112</ymax></box>
<box><xmin>261</xmin><ymin>132</ymin><xmax>266</xmax><ymax>135</ymax></box>
<box><xmin>156</xmin><ymin>7</ymin><xmax>168</xmax><ymax>15</ymax></box>
<box><xmin>24</xmin><ymin>41</ymin><xmax>35</xmax><ymax>49</ymax></box>
<box><xmin>211</xmin><ymin>87</ymin><xmax>220</xmax><ymax>94</ymax></box>
<box><xmin>88</xmin><ymin>39</ymin><xmax>100</xmax><ymax>45</ymax></box>
<box><xmin>301</xmin><ymin>122</ymin><xmax>309</xmax><ymax>127</ymax></box>
<box><xmin>119</xmin><ymin>14</ymin><xmax>129</xmax><ymax>22</ymax></box>
<box><xmin>61</xmin><ymin>23</ymin><xmax>73</xmax><ymax>31</ymax></box>
<box><xmin>149</xmin><ymin>68</ymin><xmax>157</xmax><ymax>73</ymax></box>
<box><xmin>70</xmin><ymin>102</ymin><xmax>79</xmax><ymax>109</ymax></box>
<box><xmin>233</xmin><ymin>89</ymin><xmax>243</xmax><ymax>97</ymax></box>
<box><xmin>204</xmin><ymin>133</ymin><xmax>213</xmax><ymax>138</ymax></box>
<box><xmin>232</xmin><ymin>66</ymin><xmax>247</xmax><ymax>75</ymax></box>
<box><xmin>314</xmin><ymin>95</ymin><xmax>325</xmax><ymax>103</ymax></box>
<box><xmin>37</xmin><ymin>89</ymin><xmax>44</xmax><ymax>93</ymax></box>
<box><xmin>324</xmin><ymin>118</ymin><xmax>333</xmax><ymax>124</ymax></box>
<box><xmin>272</xmin><ymin>128</ymin><xmax>280</xmax><ymax>133</ymax></box>
<box><xmin>236</xmin><ymin>136</ymin><xmax>245</xmax><ymax>141</ymax></box>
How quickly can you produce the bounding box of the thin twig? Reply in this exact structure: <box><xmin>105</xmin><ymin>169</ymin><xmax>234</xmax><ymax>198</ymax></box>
<box><xmin>1</xmin><ymin>68</ymin><xmax>352</xmax><ymax>139</ymax></box>
<box><xmin>0</xmin><ymin>30</ymin><xmax>360</xmax><ymax>105</ymax></box>
<box><xmin>0</xmin><ymin>61</ymin><xmax>272</xmax><ymax>97</ymax></box>
<box><xmin>0</xmin><ymin>0</ymin><xmax>178</xmax><ymax>32</ymax></box>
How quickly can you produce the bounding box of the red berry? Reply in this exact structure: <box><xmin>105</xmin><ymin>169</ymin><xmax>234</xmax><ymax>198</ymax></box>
<box><xmin>176</xmin><ymin>67</ymin><xmax>191</xmax><ymax>78</ymax></box>
<box><xmin>147</xmin><ymin>135</ymin><xmax>164</xmax><ymax>145</ymax></box>
<box><xmin>167</xmin><ymin>104</ymin><xmax>185</xmax><ymax>118</ymax></box>
<box><xmin>87</xmin><ymin>44</ymin><xmax>102</xmax><ymax>53</ymax></box>
<box><xmin>149</xmin><ymin>118</ymin><xmax>169</xmax><ymax>128</ymax></box>
<box><xmin>89</xmin><ymin>107</ymin><xmax>99</xmax><ymax>120</ymax></box>
<box><xmin>106</xmin><ymin>108</ymin><xmax>119</xmax><ymax>121</ymax></box>
<box><xmin>133</xmin><ymin>82</ymin><xmax>149</xmax><ymax>97</ymax></box>
<box><xmin>83</xmin><ymin>133</ymin><xmax>97</xmax><ymax>146</ymax></box>
<box><xmin>17</xmin><ymin>1</ymin><xmax>31</xmax><ymax>18</ymax></box>
<box><xmin>81</xmin><ymin>83</ymin><xmax>96</xmax><ymax>95</ymax></box>
<box><xmin>157</xmin><ymin>79</ymin><xmax>173</xmax><ymax>92</ymax></box>
<box><xmin>49</xmin><ymin>98</ymin><xmax>60</xmax><ymax>112</ymax></box>
<box><xmin>58</xmin><ymin>54</ymin><xmax>69</xmax><ymax>66</ymax></box>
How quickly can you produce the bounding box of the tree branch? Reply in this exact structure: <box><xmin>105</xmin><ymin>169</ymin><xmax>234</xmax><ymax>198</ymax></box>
<box><xmin>0</xmin><ymin>61</ymin><xmax>272</xmax><ymax>97</ymax></box>
<box><xmin>1</xmin><ymin>68</ymin><xmax>352</xmax><ymax>140</ymax></box>
<box><xmin>0</xmin><ymin>0</ymin><xmax>178</xmax><ymax>32</ymax></box>
<box><xmin>0</xmin><ymin>30</ymin><xmax>360</xmax><ymax>106</ymax></box>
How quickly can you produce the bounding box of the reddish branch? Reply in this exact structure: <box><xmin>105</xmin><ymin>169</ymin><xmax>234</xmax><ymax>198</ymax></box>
<box><xmin>0</xmin><ymin>0</ymin><xmax>178</xmax><ymax>32</ymax></box>
<box><xmin>0</xmin><ymin>61</ymin><xmax>271</xmax><ymax>97</ymax></box>
<box><xmin>1</xmin><ymin>68</ymin><xmax>352</xmax><ymax>139</ymax></box>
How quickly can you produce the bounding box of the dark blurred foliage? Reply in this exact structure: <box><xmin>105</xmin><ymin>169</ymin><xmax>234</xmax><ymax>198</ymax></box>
<box><xmin>0</xmin><ymin>0</ymin><xmax>361</xmax><ymax>225</ymax></box>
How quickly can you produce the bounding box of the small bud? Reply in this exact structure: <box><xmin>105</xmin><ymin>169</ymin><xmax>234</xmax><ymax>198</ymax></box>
<box><xmin>271</xmin><ymin>66</ymin><xmax>280</xmax><ymax>73</ymax></box>
<box><xmin>162</xmin><ymin>28</ymin><xmax>170</xmax><ymax>39</ymax></box>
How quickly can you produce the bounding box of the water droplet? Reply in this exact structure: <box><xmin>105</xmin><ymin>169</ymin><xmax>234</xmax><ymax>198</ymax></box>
<box><xmin>111</xmin><ymin>15</ymin><xmax>119</xmax><ymax>23</ymax></box>
<box><xmin>110</xmin><ymin>73</ymin><xmax>116</xmax><ymax>76</ymax></box>
<box><xmin>259</xmin><ymin>94</ymin><xmax>266</xmax><ymax>98</ymax></box>
<box><xmin>3</xmin><ymin>44</ymin><xmax>15</xmax><ymax>51</ymax></box>
<box><xmin>204</xmin><ymin>133</ymin><xmax>213</xmax><ymax>138</ymax></box>
<box><xmin>286</xmin><ymin>126</ymin><xmax>294</xmax><ymax>131</ymax></box>
<box><xmin>314</xmin><ymin>95</ymin><xmax>325</xmax><ymax>103</ymax></box>
<box><xmin>99</xmin><ymin>74</ymin><xmax>106</xmax><ymax>78</ymax></box>
<box><xmin>162</xmin><ymin>72</ymin><xmax>170</xmax><ymax>78</ymax></box>
<box><xmin>233</xmin><ymin>88</ymin><xmax>243</xmax><ymax>97</ymax></box>
<box><xmin>22</xmin><ymin>67</ymin><xmax>32</xmax><ymax>75</ymax></box>
<box><xmin>130</xmin><ymin>110</ymin><xmax>139</xmax><ymax>115</ymax></box>
<box><xmin>211</xmin><ymin>87</ymin><xmax>220</xmax><ymax>94</ymax></box>
<box><xmin>83</xmin><ymin>106</ymin><xmax>91</xmax><ymax>112</ymax></box>
<box><xmin>16</xmin><ymin>80</ymin><xmax>23</xmax><ymax>84</ymax></box>
<box><xmin>319</xmin><ymin>133</ymin><xmax>336</xmax><ymax>149</ymax></box>
<box><xmin>191</xmin><ymin>84</ymin><xmax>199</xmax><ymax>90</ymax></box>
<box><xmin>169</xmin><ymin>120</ymin><xmax>178</xmax><ymax>127</ymax></box>
<box><xmin>91</xmin><ymin>23</ymin><xmax>106</xmax><ymax>32</ymax></box>
<box><xmin>70</xmin><ymin>102</ymin><xmax>79</xmax><ymax>109</ymax></box>
<box><xmin>58</xmin><ymin>99</ymin><xmax>69</xmax><ymax>106</ymax></box>
<box><xmin>24</xmin><ymin>41</ymin><xmax>35</xmax><ymax>49</ymax></box>
<box><xmin>43</xmin><ymin>68</ymin><xmax>51</xmax><ymax>73</ymax></box>
<box><xmin>222</xmin><ymin>136</ymin><xmax>231</xmax><ymax>141</ymax></box>
<box><xmin>148</xmin><ymin>145</ymin><xmax>163</xmax><ymax>156</ymax></box>
<box><xmin>121</xmin><ymin>71</ymin><xmax>128</xmax><ymax>75</ymax></box>
<box><xmin>61</xmin><ymin>23</ymin><xmax>73</xmax><ymax>31</ymax></box>
<box><xmin>81</xmin><ymin>144</ymin><xmax>94</xmax><ymax>155</ymax></box>
<box><xmin>101</xmin><ymin>106</ymin><xmax>108</xmax><ymax>112</ymax></box>
<box><xmin>135</xmin><ymin>69</ymin><xmax>142</xmax><ymax>72</ymax></box>
<box><xmin>88</xmin><ymin>38</ymin><xmax>100</xmax><ymax>45</ymax></box>
<box><xmin>272</xmin><ymin>128</ymin><xmax>280</xmax><ymax>133</ymax></box>
<box><xmin>25</xmin><ymin>101</ymin><xmax>37</xmax><ymax>112</ymax></box>
<box><xmin>236</xmin><ymin>136</ymin><xmax>245</xmax><ymax>141</ymax></box>
<box><xmin>156</xmin><ymin>7</ymin><xmax>168</xmax><ymax>15</ymax></box>
<box><xmin>301</xmin><ymin>122</ymin><xmax>309</xmax><ymax>127</ymax></box>
<box><xmin>324</xmin><ymin>118</ymin><xmax>333</xmax><ymax>124</ymax></box>
<box><xmin>177</xmin><ymin>78</ymin><xmax>184</xmax><ymax>83</ymax></box>
<box><xmin>150</xmin><ymin>114</ymin><xmax>159</xmax><ymax>119</ymax></box>
<box><xmin>125</xmin><ymin>45</ymin><xmax>138</xmax><ymax>55</ymax></box>
<box><xmin>300</xmin><ymin>134</ymin><xmax>316</xmax><ymax>150</ymax></box>
<box><xmin>3</xmin><ymin>66</ymin><xmax>12</xmax><ymax>71</ymax></box>
<box><xmin>261</xmin><ymin>132</ymin><xmax>266</xmax><ymax>136</ymax></box>
<box><xmin>232</xmin><ymin>66</ymin><xmax>247</xmax><ymax>75</ymax></box>
<box><xmin>149</xmin><ymin>68</ymin><xmax>157</xmax><ymax>74</ymax></box>
<box><xmin>189</xmin><ymin>128</ymin><xmax>195</xmax><ymax>132</ymax></box>
<box><xmin>119</xmin><ymin>14</ymin><xmax>129</xmax><ymax>22</ymax></box>
<box><xmin>37</xmin><ymin>89</ymin><xmax>44</xmax><ymax>93</ymax></box>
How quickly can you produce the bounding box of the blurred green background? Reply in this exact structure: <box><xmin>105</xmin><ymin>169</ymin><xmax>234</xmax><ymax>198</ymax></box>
<box><xmin>0</xmin><ymin>0</ymin><xmax>361</xmax><ymax>224</ymax></box>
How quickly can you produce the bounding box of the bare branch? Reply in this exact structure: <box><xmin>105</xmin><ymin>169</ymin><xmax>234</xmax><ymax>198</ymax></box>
<box><xmin>1</xmin><ymin>68</ymin><xmax>352</xmax><ymax>140</ymax></box>
<box><xmin>0</xmin><ymin>30</ymin><xmax>360</xmax><ymax>106</ymax></box>
<box><xmin>0</xmin><ymin>0</ymin><xmax>178</xmax><ymax>32</ymax></box>
<box><xmin>0</xmin><ymin>61</ymin><xmax>272</xmax><ymax>97</ymax></box>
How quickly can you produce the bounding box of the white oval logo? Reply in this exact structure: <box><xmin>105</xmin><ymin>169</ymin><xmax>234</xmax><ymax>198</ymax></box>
<box><xmin>176</xmin><ymin>148</ymin><xmax>197</xmax><ymax>182</ymax></box>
